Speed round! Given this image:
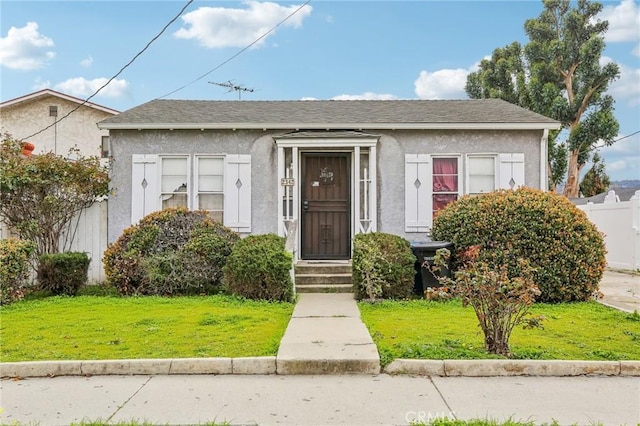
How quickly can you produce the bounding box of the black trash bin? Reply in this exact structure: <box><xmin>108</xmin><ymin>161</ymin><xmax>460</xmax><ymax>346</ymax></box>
<box><xmin>410</xmin><ymin>241</ymin><xmax>454</xmax><ymax>295</ymax></box>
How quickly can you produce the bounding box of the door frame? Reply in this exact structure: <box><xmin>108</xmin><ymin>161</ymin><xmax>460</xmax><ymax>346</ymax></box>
<box><xmin>274</xmin><ymin>132</ymin><xmax>380</xmax><ymax>261</ymax></box>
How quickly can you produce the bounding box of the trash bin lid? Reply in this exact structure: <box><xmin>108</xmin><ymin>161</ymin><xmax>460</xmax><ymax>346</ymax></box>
<box><xmin>410</xmin><ymin>241</ymin><xmax>454</xmax><ymax>249</ymax></box>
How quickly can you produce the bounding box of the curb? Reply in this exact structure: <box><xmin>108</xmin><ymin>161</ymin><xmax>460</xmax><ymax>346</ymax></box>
<box><xmin>0</xmin><ymin>357</ymin><xmax>276</xmax><ymax>378</ymax></box>
<box><xmin>383</xmin><ymin>359</ymin><xmax>640</xmax><ymax>377</ymax></box>
<box><xmin>2</xmin><ymin>358</ymin><xmax>639</xmax><ymax>378</ymax></box>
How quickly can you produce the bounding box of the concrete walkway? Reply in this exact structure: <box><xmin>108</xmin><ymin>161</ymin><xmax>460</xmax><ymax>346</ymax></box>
<box><xmin>276</xmin><ymin>293</ymin><xmax>380</xmax><ymax>374</ymax></box>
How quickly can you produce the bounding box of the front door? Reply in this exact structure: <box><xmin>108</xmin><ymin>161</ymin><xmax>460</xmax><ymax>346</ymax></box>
<box><xmin>301</xmin><ymin>153</ymin><xmax>351</xmax><ymax>259</ymax></box>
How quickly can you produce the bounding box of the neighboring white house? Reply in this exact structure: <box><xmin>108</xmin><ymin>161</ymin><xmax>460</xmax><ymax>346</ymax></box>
<box><xmin>0</xmin><ymin>89</ymin><xmax>119</xmax><ymax>282</ymax></box>
<box><xmin>99</xmin><ymin>99</ymin><xmax>561</xmax><ymax>261</ymax></box>
<box><xmin>0</xmin><ymin>88</ymin><xmax>119</xmax><ymax>158</ymax></box>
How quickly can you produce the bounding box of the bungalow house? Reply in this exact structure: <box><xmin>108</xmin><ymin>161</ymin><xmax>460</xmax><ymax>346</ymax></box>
<box><xmin>98</xmin><ymin>99</ymin><xmax>560</xmax><ymax>261</ymax></box>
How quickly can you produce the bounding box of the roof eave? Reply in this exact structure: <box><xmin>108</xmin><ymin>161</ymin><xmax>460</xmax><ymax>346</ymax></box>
<box><xmin>98</xmin><ymin>122</ymin><xmax>562</xmax><ymax>131</ymax></box>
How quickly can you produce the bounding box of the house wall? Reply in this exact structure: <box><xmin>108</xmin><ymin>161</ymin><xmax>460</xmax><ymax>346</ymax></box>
<box><xmin>0</xmin><ymin>95</ymin><xmax>113</xmax><ymax>157</ymax></box>
<box><xmin>376</xmin><ymin>129</ymin><xmax>543</xmax><ymax>241</ymax></box>
<box><xmin>107</xmin><ymin>128</ymin><xmax>543</xmax><ymax>244</ymax></box>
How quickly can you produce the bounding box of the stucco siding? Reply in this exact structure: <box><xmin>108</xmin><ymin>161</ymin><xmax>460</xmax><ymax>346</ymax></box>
<box><xmin>0</xmin><ymin>96</ymin><xmax>113</xmax><ymax>157</ymax></box>
<box><xmin>108</xmin><ymin>129</ymin><xmax>281</xmax><ymax>242</ymax></box>
<box><xmin>108</xmin><ymin>128</ymin><xmax>544</xmax><ymax>245</ymax></box>
<box><xmin>375</xmin><ymin>129</ymin><xmax>542</xmax><ymax>241</ymax></box>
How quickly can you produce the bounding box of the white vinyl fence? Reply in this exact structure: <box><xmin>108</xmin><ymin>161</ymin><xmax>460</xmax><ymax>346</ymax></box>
<box><xmin>1</xmin><ymin>200</ymin><xmax>108</xmax><ymax>283</ymax></box>
<box><xmin>578</xmin><ymin>190</ymin><xmax>640</xmax><ymax>271</ymax></box>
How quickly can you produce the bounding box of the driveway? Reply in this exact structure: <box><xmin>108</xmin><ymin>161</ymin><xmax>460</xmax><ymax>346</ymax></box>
<box><xmin>599</xmin><ymin>270</ymin><xmax>640</xmax><ymax>313</ymax></box>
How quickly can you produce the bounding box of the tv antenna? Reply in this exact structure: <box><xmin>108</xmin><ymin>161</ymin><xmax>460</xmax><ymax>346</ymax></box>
<box><xmin>208</xmin><ymin>81</ymin><xmax>256</xmax><ymax>100</ymax></box>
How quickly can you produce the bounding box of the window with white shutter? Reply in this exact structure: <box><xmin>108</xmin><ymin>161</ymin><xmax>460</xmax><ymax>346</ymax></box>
<box><xmin>130</xmin><ymin>153</ymin><xmax>252</xmax><ymax>232</ymax></box>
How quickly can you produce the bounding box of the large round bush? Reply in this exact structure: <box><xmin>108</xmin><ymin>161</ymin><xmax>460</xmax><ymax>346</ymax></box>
<box><xmin>103</xmin><ymin>208</ymin><xmax>239</xmax><ymax>296</ymax></box>
<box><xmin>352</xmin><ymin>232</ymin><xmax>416</xmax><ymax>300</ymax></box>
<box><xmin>223</xmin><ymin>234</ymin><xmax>293</xmax><ymax>302</ymax></box>
<box><xmin>431</xmin><ymin>187</ymin><xmax>606</xmax><ymax>303</ymax></box>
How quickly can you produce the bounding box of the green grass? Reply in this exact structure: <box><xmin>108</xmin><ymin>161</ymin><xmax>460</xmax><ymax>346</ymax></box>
<box><xmin>359</xmin><ymin>299</ymin><xmax>640</xmax><ymax>365</ymax></box>
<box><xmin>1</xmin><ymin>294</ymin><xmax>294</xmax><ymax>362</ymax></box>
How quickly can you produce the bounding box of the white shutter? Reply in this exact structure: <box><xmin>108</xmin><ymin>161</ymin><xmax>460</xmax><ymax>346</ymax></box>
<box><xmin>131</xmin><ymin>154</ymin><xmax>158</xmax><ymax>224</ymax></box>
<box><xmin>498</xmin><ymin>153</ymin><xmax>525</xmax><ymax>189</ymax></box>
<box><xmin>224</xmin><ymin>154</ymin><xmax>251</xmax><ymax>232</ymax></box>
<box><xmin>405</xmin><ymin>154</ymin><xmax>432</xmax><ymax>233</ymax></box>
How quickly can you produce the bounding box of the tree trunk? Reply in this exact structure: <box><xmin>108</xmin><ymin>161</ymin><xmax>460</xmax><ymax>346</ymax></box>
<box><xmin>547</xmin><ymin>161</ymin><xmax>555</xmax><ymax>192</ymax></box>
<box><xmin>563</xmin><ymin>150</ymin><xmax>580</xmax><ymax>198</ymax></box>
<box><xmin>484</xmin><ymin>334</ymin><xmax>511</xmax><ymax>357</ymax></box>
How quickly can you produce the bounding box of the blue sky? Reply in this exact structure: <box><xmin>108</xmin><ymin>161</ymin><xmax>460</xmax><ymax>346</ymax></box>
<box><xmin>1</xmin><ymin>0</ymin><xmax>639</xmax><ymax>182</ymax></box>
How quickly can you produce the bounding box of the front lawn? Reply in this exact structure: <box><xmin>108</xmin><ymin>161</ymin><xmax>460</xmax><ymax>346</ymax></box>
<box><xmin>1</xmin><ymin>295</ymin><xmax>294</xmax><ymax>362</ymax></box>
<box><xmin>359</xmin><ymin>299</ymin><xmax>640</xmax><ymax>365</ymax></box>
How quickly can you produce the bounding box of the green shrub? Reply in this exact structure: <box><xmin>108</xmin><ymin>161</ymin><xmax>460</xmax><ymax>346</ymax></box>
<box><xmin>38</xmin><ymin>251</ymin><xmax>90</xmax><ymax>296</ymax></box>
<box><xmin>0</xmin><ymin>238</ymin><xmax>36</xmax><ymax>304</ymax></box>
<box><xmin>352</xmin><ymin>232</ymin><xmax>416</xmax><ymax>300</ymax></box>
<box><xmin>223</xmin><ymin>234</ymin><xmax>293</xmax><ymax>302</ymax></box>
<box><xmin>431</xmin><ymin>187</ymin><xmax>606</xmax><ymax>303</ymax></box>
<box><xmin>103</xmin><ymin>208</ymin><xmax>239</xmax><ymax>296</ymax></box>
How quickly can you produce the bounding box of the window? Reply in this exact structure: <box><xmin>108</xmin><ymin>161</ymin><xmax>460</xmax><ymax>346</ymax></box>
<box><xmin>101</xmin><ymin>136</ymin><xmax>110</xmax><ymax>158</ymax></box>
<box><xmin>131</xmin><ymin>153</ymin><xmax>251</xmax><ymax>232</ymax></box>
<box><xmin>432</xmin><ymin>157</ymin><xmax>459</xmax><ymax>217</ymax></box>
<box><xmin>49</xmin><ymin>106</ymin><xmax>58</xmax><ymax>117</ymax></box>
<box><xmin>468</xmin><ymin>156</ymin><xmax>495</xmax><ymax>195</ymax></box>
<box><xmin>405</xmin><ymin>153</ymin><xmax>524</xmax><ymax>233</ymax></box>
<box><xmin>196</xmin><ymin>156</ymin><xmax>224</xmax><ymax>222</ymax></box>
<box><xmin>160</xmin><ymin>156</ymin><xmax>188</xmax><ymax>209</ymax></box>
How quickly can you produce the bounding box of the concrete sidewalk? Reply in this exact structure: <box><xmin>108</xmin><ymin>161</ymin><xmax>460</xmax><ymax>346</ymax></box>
<box><xmin>1</xmin><ymin>374</ymin><xmax>638</xmax><ymax>425</ymax></box>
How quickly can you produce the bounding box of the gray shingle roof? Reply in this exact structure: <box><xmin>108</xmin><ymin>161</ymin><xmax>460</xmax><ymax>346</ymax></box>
<box><xmin>98</xmin><ymin>98</ymin><xmax>560</xmax><ymax>130</ymax></box>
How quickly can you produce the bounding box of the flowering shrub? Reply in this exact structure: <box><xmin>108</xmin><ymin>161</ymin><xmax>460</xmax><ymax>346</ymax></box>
<box><xmin>0</xmin><ymin>238</ymin><xmax>36</xmax><ymax>305</ymax></box>
<box><xmin>432</xmin><ymin>187</ymin><xmax>606</xmax><ymax>303</ymax></box>
<box><xmin>435</xmin><ymin>246</ymin><xmax>544</xmax><ymax>357</ymax></box>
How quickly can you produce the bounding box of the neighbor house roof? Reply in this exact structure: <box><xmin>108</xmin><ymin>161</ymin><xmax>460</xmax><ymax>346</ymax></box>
<box><xmin>98</xmin><ymin>99</ymin><xmax>560</xmax><ymax>131</ymax></box>
<box><xmin>0</xmin><ymin>89</ymin><xmax>120</xmax><ymax>115</ymax></box>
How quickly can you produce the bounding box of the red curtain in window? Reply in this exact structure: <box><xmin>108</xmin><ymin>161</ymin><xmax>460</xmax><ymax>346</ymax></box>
<box><xmin>433</xmin><ymin>158</ymin><xmax>458</xmax><ymax>215</ymax></box>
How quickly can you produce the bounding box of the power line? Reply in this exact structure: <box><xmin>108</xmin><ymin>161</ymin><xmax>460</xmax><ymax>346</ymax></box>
<box><xmin>579</xmin><ymin>129</ymin><xmax>640</xmax><ymax>157</ymax></box>
<box><xmin>22</xmin><ymin>0</ymin><xmax>194</xmax><ymax>141</ymax></box>
<box><xmin>157</xmin><ymin>0</ymin><xmax>312</xmax><ymax>100</ymax></box>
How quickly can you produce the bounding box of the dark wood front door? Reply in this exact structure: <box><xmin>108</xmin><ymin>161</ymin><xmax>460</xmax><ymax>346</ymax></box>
<box><xmin>301</xmin><ymin>153</ymin><xmax>351</xmax><ymax>259</ymax></box>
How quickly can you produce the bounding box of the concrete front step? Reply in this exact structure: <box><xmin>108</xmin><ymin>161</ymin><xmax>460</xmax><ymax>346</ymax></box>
<box><xmin>295</xmin><ymin>273</ymin><xmax>352</xmax><ymax>285</ymax></box>
<box><xmin>296</xmin><ymin>284</ymin><xmax>353</xmax><ymax>293</ymax></box>
<box><xmin>295</xmin><ymin>261</ymin><xmax>353</xmax><ymax>294</ymax></box>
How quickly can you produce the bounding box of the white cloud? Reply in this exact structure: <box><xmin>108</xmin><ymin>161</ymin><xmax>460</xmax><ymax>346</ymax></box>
<box><xmin>598</xmin><ymin>132</ymin><xmax>640</xmax><ymax>180</ymax></box>
<box><xmin>174</xmin><ymin>1</ymin><xmax>312</xmax><ymax>48</ymax></box>
<box><xmin>54</xmin><ymin>77</ymin><xmax>129</xmax><ymax>98</ymax></box>
<box><xmin>0</xmin><ymin>22</ymin><xmax>55</xmax><ymax>70</ymax></box>
<box><xmin>332</xmin><ymin>92</ymin><xmax>398</xmax><ymax>100</ymax></box>
<box><xmin>607</xmin><ymin>159</ymin><xmax>628</xmax><ymax>172</ymax></box>
<box><xmin>600</xmin><ymin>0</ymin><xmax>640</xmax><ymax>56</ymax></box>
<box><xmin>414</xmin><ymin>68</ymin><xmax>470</xmax><ymax>100</ymax></box>
<box><xmin>600</xmin><ymin>0</ymin><xmax>640</xmax><ymax>42</ymax></box>
<box><xmin>80</xmin><ymin>55</ymin><xmax>93</xmax><ymax>68</ymax></box>
<box><xmin>603</xmin><ymin>56</ymin><xmax>640</xmax><ymax>106</ymax></box>
<box><xmin>300</xmin><ymin>97</ymin><xmax>318</xmax><ymax>100</ymax></box>
<box><xmin>31</xmin><ymin>77</ymin><xmax>50</xmax><ymax>91</ymax></box>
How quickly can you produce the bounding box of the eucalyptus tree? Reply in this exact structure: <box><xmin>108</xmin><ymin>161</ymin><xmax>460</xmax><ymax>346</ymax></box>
<box><xmin>466</xmin><ymin>0</ymin><xmax>620</xmax><ymax>196</ymax></box>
